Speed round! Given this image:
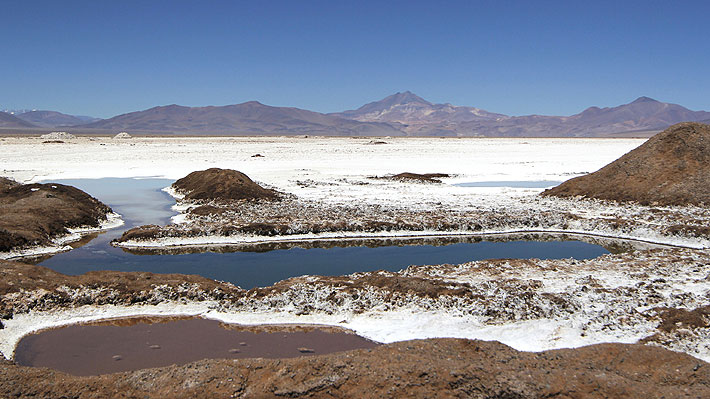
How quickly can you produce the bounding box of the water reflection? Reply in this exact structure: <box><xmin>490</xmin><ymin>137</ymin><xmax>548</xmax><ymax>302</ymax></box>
<box><xmin>117</xmin><ymin>232</ymin><xmax>654</xmax><ymax>256</ymax></box>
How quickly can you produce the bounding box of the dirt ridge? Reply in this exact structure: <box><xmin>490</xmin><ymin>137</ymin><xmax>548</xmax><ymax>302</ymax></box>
<box><xmin>0</xmin><ymin>179</ymin><xmax>113</xmax><ymax>252</ymax></box>
<box><xmin>543</xmin><ymin>122</ymin><xmax>710</xmax><ymax>205</ymax></box>
<box><xmin>172</xmin><ymin>168</ymin><xmax>281</xmax><ymax>202</ymax></box>
<box><xmin>1</xmin><ymin>339</ymin><xmax>709</xmax><ymax>398</ymax></box>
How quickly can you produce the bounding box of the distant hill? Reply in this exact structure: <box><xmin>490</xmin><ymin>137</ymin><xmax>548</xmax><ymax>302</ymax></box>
<box><xmin>81</xmin><ymin>101</ymin><xmax>404</xmax><ymax>136</ymax></box>
<box><xmin>334</xmin><ymin>93</ymin><xmax>710</xmax><ymax>137</ymax></box>
<box><xmin>16</xmin><ymin>110</ymin><xmax>100</xmax><ymax>127</ymax></box>
<box><xmin>4</xmin><ymin>94</ymin><xmax>709</xmax><ymax>136</ymax></box>
<box><xmin>0</xmin><ymin>112</ymin><xmax>35</xmax><ymax>128</ymax></box>
<box><xmin>331</xmin><ymin>91</ymin><xmax>507</xmax><ymax>136</ymax></box>
<box><xmin>558</xmin><ymin>96</ymin><xmax>710</xmax><ymax>135</ymax></box>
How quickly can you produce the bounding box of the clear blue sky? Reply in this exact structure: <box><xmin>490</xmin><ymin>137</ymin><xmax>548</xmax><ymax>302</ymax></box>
<box><xmin>2</xmin><ymin>0</ymin><xmax>709</xmax><ymax>118</ymax></box>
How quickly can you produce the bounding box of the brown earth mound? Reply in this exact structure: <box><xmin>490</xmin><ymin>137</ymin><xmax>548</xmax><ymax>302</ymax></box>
<box><xmin>0</xmin><ymin>260</ymin><xmax>232</xmax><ymax>296</ymax></box>
<box><xmin>543</xmin><ymin>122</ymin><xmax>710</xmax><ymax>205</ymax></box>
<box><xmin>172</xmin><ymin>168</ymin><xmax>280</xmax><ymax>202</ymax></box>
<box><xmin>0</xmin><ymin>177</ymin><xmax>20</xmax><ymax>192</ymax></box>
<box><xmin>2</xmin><ymin>338</ymin><xmax>708</xmax><ymax>398</ymax></box>
<box><xmin>0</xmin><ymin>180</ymin><xmax>112</xmax><ymax>252</ymax></box>
<box><xmin>390</xmin><ymin>172</ymin><xmax>450</xmax><ymax>183</ymax></box>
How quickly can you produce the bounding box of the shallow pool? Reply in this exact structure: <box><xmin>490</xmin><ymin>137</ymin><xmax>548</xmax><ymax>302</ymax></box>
<box><xmin>15</xmin><ymin>317</ymin><xmax>377</xmax><ymax>375</ymax></box>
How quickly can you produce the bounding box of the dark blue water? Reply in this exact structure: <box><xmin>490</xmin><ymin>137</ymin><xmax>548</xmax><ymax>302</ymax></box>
<box><xmin>34</xmin><ymin>178</ymin><xmax>610</xmax><ymax>289</ymax></box>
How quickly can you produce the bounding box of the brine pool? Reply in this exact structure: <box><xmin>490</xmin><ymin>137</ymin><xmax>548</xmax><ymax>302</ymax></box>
<box><xmin>27</xmin><ymin>178</ymin><xmax>647</xmax><ymax>289</ymax></box>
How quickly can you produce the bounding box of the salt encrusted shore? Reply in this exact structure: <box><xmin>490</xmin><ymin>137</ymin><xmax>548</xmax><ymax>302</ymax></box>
<box><xmin>2</xmin><ymin>248</ymin><xmax>710</xmax><ymax>363</ymax></box>
<box><xmin>113</xmin><ymin>193</ymin><xmax>710</xmax><ymax>250</ymax></box>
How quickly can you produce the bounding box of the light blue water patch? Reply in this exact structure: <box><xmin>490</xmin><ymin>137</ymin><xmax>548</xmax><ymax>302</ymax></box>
<box><xmin>454</xmin><ymin>180</ymin><xmax>562</xmax><ymax>188</ymax></box>
<box><xmin>43</xmin><ymin>178</ymin><xmax>176</xmax><ymax>230</ymax></box>
<box><xmin>32</xmin><ymin>178</ymin><xmax>610</xmax><ymax>289</ymax></box>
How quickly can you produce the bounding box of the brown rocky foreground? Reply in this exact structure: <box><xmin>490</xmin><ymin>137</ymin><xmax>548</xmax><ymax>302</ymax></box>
<box><xmin>543</xmin><ymin>122</ymin><xmax>710</xmax><ymax>205</ymax></box>
<box><xmin>2</xmin><ymin>338</ymin><xmax>709</xmax><ymax>398</ymax></box>
<box><xmin>0</xmin><ymin>177</ymin><xmax>112</xmax><ymax>252</ymax></box>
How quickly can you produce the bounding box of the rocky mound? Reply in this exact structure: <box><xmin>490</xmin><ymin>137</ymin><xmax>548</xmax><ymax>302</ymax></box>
<box><xmin>0</xmin><ymin>181</ymin><xmax>112</xmax><ymax>252</ymax></box>
<box><xmin>0</xmin><ymin>178</ymin><xmax>19</xmax><ymax>192</ymax></box>
<box><xmin>543</xmin><ymin>122</ymin><xmax>710</xmax><ymax>205</ymax></box>
<box><xmin>172</xmin><ymin>168</ymin><xmax>280</xmax><ymax>202</ymax></box>
<box><xmin>1</xmin><ymin>338</ymin><xmax>708</xmax><ymax>398</ymax></box>
<box><xmin>390</xmin><ymin>172</ymin><xmax>450</xmax><ymax>183</ymax></box>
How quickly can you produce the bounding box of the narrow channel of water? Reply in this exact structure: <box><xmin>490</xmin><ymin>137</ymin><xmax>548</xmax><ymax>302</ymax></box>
<box><xmin>31</xmin><ymin>178</ymin><xmax>615</xmax><ymax>289</ymax></box>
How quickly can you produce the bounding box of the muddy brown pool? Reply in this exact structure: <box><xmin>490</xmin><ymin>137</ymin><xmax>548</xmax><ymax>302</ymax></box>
<box><xmin>14</xmin><ymin>318</ymin><xmax>379</xmax><ymax>376</ymax></box>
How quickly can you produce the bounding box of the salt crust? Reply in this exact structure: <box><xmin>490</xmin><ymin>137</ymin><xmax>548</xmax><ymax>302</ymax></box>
<box><xmin>116</xmin><ymin>228</ymin><xmax>708</xmax><ymax>250</ymax></box>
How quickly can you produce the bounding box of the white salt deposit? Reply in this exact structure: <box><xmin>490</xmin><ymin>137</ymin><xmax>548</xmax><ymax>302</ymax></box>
<box><xmin>1</xmin><ymin>136</ymin><xmax>642</xmax><ymax>193</ymax></box>
<box><xmin>40</xmin><ymin>132</ymin><xmax>75</xmax><ymax>140</ymax></box>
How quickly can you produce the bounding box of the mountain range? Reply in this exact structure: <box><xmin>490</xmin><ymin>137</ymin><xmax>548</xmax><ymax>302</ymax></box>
<box><xmin>3</xmin><ymin>93</ymin><xmax>710</xmax><ymax>137</ymax></box>
<box><xmin>0</xmin><ymin>110</ymin><xmax>99</xmax><ymax>128</ymax></box>
<box><xmin>0</xmin><ymin>112</ymin><xmax>35</xmax><ymax>128</ymax></box>
<box><xmin>15</xmin><ymin>111</ymin><xmax>100</xmax><ymax>127</ymax></box>
<box><xmin>79</xmin><ymin>102</ymin><xmax>404</xmax><ymax>136</ymax></box>
<box><xmin>331</xmin><ymin>93</ymin><xmax>710</xmax><ymax>137</ymax></box>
